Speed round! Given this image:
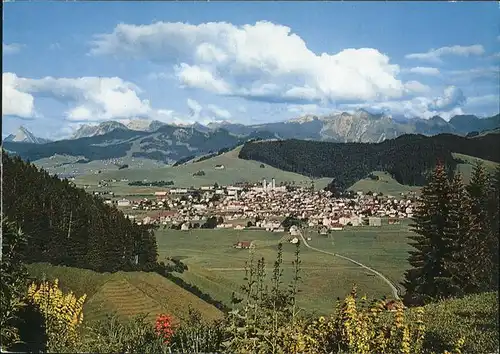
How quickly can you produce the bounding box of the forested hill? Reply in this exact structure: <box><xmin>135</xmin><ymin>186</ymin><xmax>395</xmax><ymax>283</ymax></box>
<box><xmin>2</xmin><ymin>152</ymin><xmax>158</xmax><ymax>272</ymax></box>
<box><xmin>238</xmin><ymin>133</ymin><xmax>500</xmax><ymax>190</ymax></box>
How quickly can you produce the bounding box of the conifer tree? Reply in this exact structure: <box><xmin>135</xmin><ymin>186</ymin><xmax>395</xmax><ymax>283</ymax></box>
<box><xmin>442</xmin><ymin>173</ymin><xmax>471</xmax><ymax>296</ymax></box>
<box><xmin>486</xmin><ymin>166</ymin><xmax>500</xmax><ymax>290</ymax></box>
<box><xmin>403</xmin><ymin>162</ymin><xmax>454</xmax><ymax>305</ymax></box>
<box><xmin>465</xmin><ymin>162</ymin><xmax>492</xmax><ymax>292</ymax></box>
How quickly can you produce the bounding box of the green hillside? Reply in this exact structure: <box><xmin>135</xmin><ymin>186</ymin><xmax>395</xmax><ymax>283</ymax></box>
<box><xmin>348</xmin><ymin>171</ymin><xmax>421</xmax><ymax>195</ymax></box>
<box><xmin>453</xmin><ymin>152</ymin><xmax>500</xmax><ymax>184</ymax></box>
<box><xmin>75</xmin><ymin>146</ymin><xmax>332</xmax><ymax>190</ymax></box>
<box><xmin>26</xmin><ymin>263</ymin><xmax>223</xmax><ymax>325</ymax></box>
<box><xmin>409</xmin><ymin>292</ymin><xmax>499</xmax><ymax>354</ymax></box>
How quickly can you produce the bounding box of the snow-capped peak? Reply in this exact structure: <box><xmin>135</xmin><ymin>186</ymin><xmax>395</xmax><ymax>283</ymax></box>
<box><xmin>4</xmin><ymin>126</ymin><xmax>50</xmax><ymax>144</ymax></box>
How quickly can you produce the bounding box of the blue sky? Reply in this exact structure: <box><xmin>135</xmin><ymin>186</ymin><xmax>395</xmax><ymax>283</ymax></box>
<box><xmin>3</xmin><ymin>1</ymin><xmax>499</xmax><ymax>139</ymax></box>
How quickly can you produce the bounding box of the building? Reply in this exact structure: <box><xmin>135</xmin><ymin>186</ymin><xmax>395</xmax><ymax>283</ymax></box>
<box><xmin>233</xmin><ymin>241</ymin><xmax>254</xmax><ymax>249</ymax></box>
<box><xmin>330</xmin><ymin>223</ymin><xmax>344</xmax><ymax>231</ymax></box>
<box><xmin>289</xmin><ymin>225</ymin><xmax>300</xmax><ymax>236</ymax></box>
<box><xmin>215</xmin><ymin>164</ymin><xmax>225</xmax><ymax>170</ymax></box>
<box><xmin>117</xmin><ymin>198</ymin><xmax>131</xmax><ymax>207</ymax></box>
<box><xmin>388</xmin><ymin>218</ymin><xmax>401</xmax><ymax>225</ymax></box>
<box><xmin>369</xmin><ymin>217</ymin><xmax>382</xmax><ymax>227</ymax></box>
<box><xmin>181</xmin><ymin>223</ymin><xmax>190</xmax><ymax>231</ymax></box>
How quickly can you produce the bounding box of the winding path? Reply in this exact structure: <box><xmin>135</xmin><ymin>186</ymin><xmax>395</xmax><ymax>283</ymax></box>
<box><xmin>297</xmin><ymin>229</ymin><xmax>401</xmax><ymax>300</ymax></box>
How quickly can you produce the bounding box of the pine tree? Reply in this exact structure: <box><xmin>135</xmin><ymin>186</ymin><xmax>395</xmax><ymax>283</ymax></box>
<box><xmin>442</xmin><ymin>173</ymin><xmax>471</xmax><ymax>296</ymax></box>
<box><xmin>403</xmin><ymin>162</ymin><xmax>454</xmax><ymax>305</ymax></box>
<box><xmin>486</xmin><ymin>166</ymin><xmax>500</xmax><ymax>290</ymax></box>
<box><xmin>465</xmin><ymin>162</ymin><xmax>492</xmax><ymax>292</ymax></box>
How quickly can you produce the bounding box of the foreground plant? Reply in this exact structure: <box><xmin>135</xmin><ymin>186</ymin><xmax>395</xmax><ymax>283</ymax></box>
<box><xmin>26</xmin><ymin>279</ymin><xmax>86</xmax><ymax>352</ymax></box>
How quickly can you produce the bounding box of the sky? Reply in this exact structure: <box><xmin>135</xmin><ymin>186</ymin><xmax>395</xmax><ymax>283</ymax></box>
<box><xmin>2</xmin><ymin>1</ymin><xmax>500</xmax><ymax>140</ymax></box>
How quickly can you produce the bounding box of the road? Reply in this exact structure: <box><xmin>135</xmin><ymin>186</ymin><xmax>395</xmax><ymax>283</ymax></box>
<box><xmin>297</xmin><ymin>229</ymin><xmax>401</xmax><ymax>300</ymax></box>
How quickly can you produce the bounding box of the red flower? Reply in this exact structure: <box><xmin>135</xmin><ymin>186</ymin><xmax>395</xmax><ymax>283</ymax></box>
<box><xmin>155</xmin><ymin>313</ymin><xmax>175</xmax><ymax>344</ymax></box>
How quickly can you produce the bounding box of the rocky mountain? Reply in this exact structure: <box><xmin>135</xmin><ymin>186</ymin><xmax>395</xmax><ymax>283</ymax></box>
<box><xmin>125</xmin><ymin>119</ymin><xmax>167</xmax><ymax>132</ymax></box>
<box><xmin>4</xmin><ymin>124</ymin><xmax>278</xmax><ymax>164</ymax></box>
<box><xmin>72</xmin><ymin>121</ymin><xmax>129</xmax><ymax>139</ymax></box>
<box><xmin>206</xmin><ymin>110</ymin><xmax>500</xmax><ymax>143</ymax></box>
<box><xmin>64</xmin><ymin>111</ymin><xmax>500</xmax><ymax>144</ymax></box>
<box><xmin>3</xmin><ymin>126</ymin><xmax>51</xmax><ymax>144</ymax></box>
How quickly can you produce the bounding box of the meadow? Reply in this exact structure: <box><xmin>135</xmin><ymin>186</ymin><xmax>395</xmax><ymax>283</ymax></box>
<box><xmin>26</xmin><ymin>263</ymin><xmax>223</xmax><ymax>325</ymax></box>
<box><xmin>72</xmin><ymin>146</ymin><xmax>332</xmax><ymax>192</ymax></box>
<box><xmin>155</xmin><ymin>224</ymin><xmax>414</xmax><ymax>315</ymax></box>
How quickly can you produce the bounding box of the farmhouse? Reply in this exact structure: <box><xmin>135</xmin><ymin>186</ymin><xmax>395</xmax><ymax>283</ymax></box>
<box><xmin>330</xmin><ymin>223</ymin><xmax>344</xmax><ymax>231</ymax></box>
<box><xmin>369</xmin><ymin>217</ymin><xmax>382</xmax><ymax>227</ymax></box>
<box><xmin>388</xmin><ymin>218</ymin><xmax>401</xmax><ymax>225</ymax></box>
<box><xmin>155</xmin><ymin>191</ymin><xmax>168</xmax><ymax>199</ymax></box>
<box><xmin>215</xmin><ymin>164</ymin><xmax>225</xmax><ymax>170</ymax></box>
<box><xmin>289</xmin><ymin>225</ymin><xmax>300</xmax><ymax>236</ymax></box>
<box><xmin>117</xmin><ymin>199</ymin><xmax>131</xmax><ymax>207</ymax></box>
<box><xmin>233</xmin><ymin>241</ymin><xmax>254</xmax><ymax>249</ymax></box>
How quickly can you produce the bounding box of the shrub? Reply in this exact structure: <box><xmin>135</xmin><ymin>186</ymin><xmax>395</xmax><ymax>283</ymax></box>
<box><xmin>155</xmin><ymin>314</ymin><xmax>174</xmax><ymax>344</ymax></box>
<box><xmin>25</xmin><ymin>279</ymin><xmax>86</xmax><ymax>352</ymax></box>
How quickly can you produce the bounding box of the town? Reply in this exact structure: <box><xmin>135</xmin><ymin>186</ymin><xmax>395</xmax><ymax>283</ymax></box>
<box><xmin>89</xmin><ymin>177</ymin><xmax>418</xmax><ymax>233</ymax></box>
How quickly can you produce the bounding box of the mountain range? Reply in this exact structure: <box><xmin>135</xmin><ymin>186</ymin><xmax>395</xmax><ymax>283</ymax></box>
<box><xmin>3</xmin><ymin>111</ymin><xmax>499</xmax><ymax>166</ymax></box>
<box><xmin>5</xmin><ymin>110</ymin><xmax>499</xmax><ymax>145</ymax></box>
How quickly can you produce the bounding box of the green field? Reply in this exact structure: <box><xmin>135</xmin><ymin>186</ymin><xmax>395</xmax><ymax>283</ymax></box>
<box><xmin>73</xmin><ymin>146</ymin><xmax>331</xmax><ymax>192</ymax></box>
<box><xmin>26</xmin><ymin>263</ymin><xmax>223</xmax><ymax>325</ymax></box>
<box><xmin>348</xmin><ymin>171</ymin><xmax>421</xmax><ymax>195</ymax></box>
<box><xmin>33</xmin><ymin>154</ymin><xmax>166</xmax><ymax>177</ymax></box>
<box><xmin>453</xmin><ymin>152</ymin><xmax>499</xmax><ymax>184</ymax></box>
<box><xmin>67</xmin><ymin>147</ymin><xmax>498</xmax><ymax>197</ymax></box>
<box><xmin>156</xmin><ymin>225</ymin><xmax>414</xmax><ymax>315</ymax></box>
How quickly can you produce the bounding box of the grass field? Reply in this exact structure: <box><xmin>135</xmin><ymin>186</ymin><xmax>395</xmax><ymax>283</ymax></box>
<box><xmin>155</xmin><ymin>225</ymin><xmax>414</xmax><ymax>315</ymax></box>
<box><xmin>348</xmin><ymin>171</ymin><xmax>421</xmax><ymax>195</ymax></box>
<box><xmin>33</xmin><ymin>154</ymin><xmax>166</xmax><ymax>177</ymax></box>
<box><xmin>26</xmin><ymin>263</ymin><xmax>223</xmax><ymax>325</ymax></box>
<box><xmin>67</xmin><ymin>147</ymin><xmax>498</xmax><ymax>197</ymax></box>
<box><xmin>453</xmin><ymin>152</ymin><xmax>499</xmax><ymax>184</ymax></box>
<box><xmin>72</xmin><ymin>146</ymin><xmax>332</xmax><ymax>192</ymax></box>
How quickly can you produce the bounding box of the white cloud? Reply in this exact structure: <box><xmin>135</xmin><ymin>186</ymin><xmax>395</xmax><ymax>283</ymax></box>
<box><xmin>3</xmin><ymin>42</ymin><xmax>23</xmax><ymax>55</ymax></box>
<box><xmin>447</xmin><ymin>66</ymin><xmax>499</xmax><ymax>82</ymax></box>
<box><xmin>207</xmin><ymin>104</ymin><xmax>232</xmax><ymax>120</ymax></box>
<box><xmin>2</xmin><ymin>73</ymin><xmax>36</xmax><ymax>118</ymax></box>
<box><xmin>187</xmin><ymin>98</ymin><xmax>203</xmax><ymax>119</ymax></box>
<box><xmin>339</xmin><ymin>85</ymin><xmax>467</xmax><ymax>120</ymax></box>
<box><xmin>1</xmin><ymin>72</ymin><xmax>186</xmax><ymax>123</ymax></box>
<box><xmin>405</xmin><ymin>44</ymin><xmax>485</xmax><ymax>63</ymax></box>
<box><xmin>408</xmin><ymin>67</ymin><xmax>440</xmax><ymax>76</ymax></box>
<box><xmin>185</xmin><ymin>98</ymin><xmax>232</xmax><ymax>123</ymax></box>
<box><xmin>404</xmin><ymin>81</ymin><xmax>431</xmax><ymax>94</ymax></box>
<box><xmin>465</xmin><ymin>94</ymin><xmax>499</xmax><ymax>107</ymax></box>
<box><xmin>90</xmin><ymin>21</ymin><xmax>409</xmax><ymax>104</ymax></box>
<box><xmin>175</xmin><ymin>64</ymin><xmax>231</xmax><ymax>94</ymax></box>
<box><xmin>429</xmin><ymin>86</ymin><xmax>466</xmax><ymax>111</ymax></box>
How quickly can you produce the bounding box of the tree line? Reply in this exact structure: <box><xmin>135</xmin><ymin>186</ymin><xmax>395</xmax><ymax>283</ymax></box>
<box><xmin>2</xmin><ymin>152</ymin><xmax>158</xmax><ymax>273</ymax></box>
<box><xmin>403</xmin><ymin>162</ymin><xmax>499</xmax><ymax>305</ymax></box>
<box><xmin>239</xmin><ymin>133</ymin><xmax>500</xmax><ymax>190</ymax></box>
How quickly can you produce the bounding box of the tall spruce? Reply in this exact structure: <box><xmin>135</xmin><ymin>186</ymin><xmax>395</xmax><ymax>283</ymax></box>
<box><xmin>486</xmin><ymin>166</ymin><xmax>500</xmax><ymax>290</ymax></box>
<box><xmin>403</xmin><ymin>162</ymin><xmax>455</xmax><ymax>305</ymax></box>
<box><xmin>442</xmin><ymin>173</ymin><xmax>471</xmax><ymax>296</ymax></box>
<box><xmin>465</xmin><ymin>162</ymin><xmax>492</xmax><ymax>292</ymax></box>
